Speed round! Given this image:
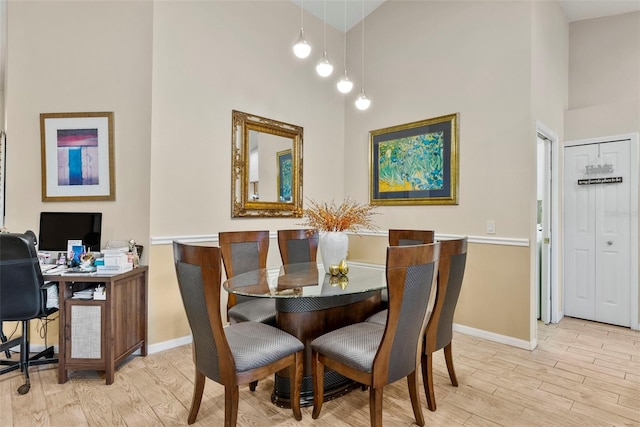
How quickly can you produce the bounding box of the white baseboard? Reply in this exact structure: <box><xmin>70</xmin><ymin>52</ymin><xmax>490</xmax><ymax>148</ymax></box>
<box><xmin>25</xmin><ymin>326</ymin><xmax>533</xmax><ymax>359</ymax></box>
<box><xmin>26</xmin><ymin>337</ymin><xmax>193</xmax><ymax>357</ymax></box>
<box><xmin>147</xmin><ymin>335</ymin><xmax>192</xmax><ymax>354</ymax></box>
<box><xmin>453</xmin><ymin>323</ymin><xmax>536</xmax><ymax>350</ymax></box>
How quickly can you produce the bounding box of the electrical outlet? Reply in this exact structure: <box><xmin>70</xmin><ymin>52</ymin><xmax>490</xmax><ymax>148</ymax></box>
<box><xmin>486</xmin><ymin>220</ymin><xmax>496</xmax><ymax>234</ymax></box>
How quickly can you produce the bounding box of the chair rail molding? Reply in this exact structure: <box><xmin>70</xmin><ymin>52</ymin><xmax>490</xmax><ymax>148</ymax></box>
<box><xmin>153</xmin><ymin>231</ymin><xmax>529</xmax><ymax>247</ymax></box>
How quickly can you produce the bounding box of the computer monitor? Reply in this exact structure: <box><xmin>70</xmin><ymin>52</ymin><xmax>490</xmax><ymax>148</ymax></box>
<box><xmin>38</xmin><ymin>212</ymin><xmax>103</xmax><ymax>253</ymax></box>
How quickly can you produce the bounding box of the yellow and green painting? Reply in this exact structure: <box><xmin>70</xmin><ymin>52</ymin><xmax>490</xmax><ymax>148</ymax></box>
<box><xmin>377</xmin><ymin>131</ymin><xmax>444</xmax><ymax>193</ymax></box>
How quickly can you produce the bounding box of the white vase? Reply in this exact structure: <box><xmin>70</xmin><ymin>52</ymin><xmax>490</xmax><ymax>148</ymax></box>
<box><xmin>319</xmin><ymin>231</ymin><xmax>349</xmax><ymax>274</ymax></box>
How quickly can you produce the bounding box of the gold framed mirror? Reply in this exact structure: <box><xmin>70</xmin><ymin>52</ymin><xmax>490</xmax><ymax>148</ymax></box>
<box><xmin>231</xmin><ymin>110</ymin><xmax>303</xmax><ymax>218</ymax></box>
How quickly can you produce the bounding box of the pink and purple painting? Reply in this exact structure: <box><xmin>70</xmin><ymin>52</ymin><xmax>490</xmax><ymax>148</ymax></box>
<box><xmin>56</xmin><ymin>128</ymin><xmax>100</xmax><ymax>186</ymax></box>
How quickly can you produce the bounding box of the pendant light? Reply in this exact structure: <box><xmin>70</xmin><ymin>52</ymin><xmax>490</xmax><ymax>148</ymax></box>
<box><xmin>316</xmin><ymin>0</ymin><xmax>333</xmax><ymax>77</ymax></box>
<box><xmin>293</xmin><ymin>0</ymin><xmax>311</xmax><ymax>59</ymax></box>
<box><xmin>336</xmin><ymin>0</ymin><xmax>353</xmax><ymax>94</ymax></box>
<box><xmin>355</xmin><ymin>0</ymin><xmax>371</xmax><ymax>110</ymax></box>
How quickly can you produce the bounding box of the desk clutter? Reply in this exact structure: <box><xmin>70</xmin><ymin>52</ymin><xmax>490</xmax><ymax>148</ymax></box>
<box><xmin>97</xmin><ymin>248</ymin><xmax>134</xmax><ymax>273</ymax></box>
<box><xmin>39</xmin><ymin>239</ymin><xmax>142</xmax><ymax>276</ymax></box>
<box><xmin>71</xmin><ymin>285</ymin><xmax>106</xmax><ymax>300</ymax></box>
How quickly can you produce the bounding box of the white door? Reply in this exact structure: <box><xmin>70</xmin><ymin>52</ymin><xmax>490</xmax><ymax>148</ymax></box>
<box><xmin>564</xmin><ymin>140</ymin><xmax>631</xmax><ymax>327</ymax></box>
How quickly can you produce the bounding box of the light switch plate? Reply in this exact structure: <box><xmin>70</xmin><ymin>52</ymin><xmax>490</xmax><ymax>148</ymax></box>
<box><xmin>486</xmin><ymin>220</ymin><xmax>496</xmax><ymax>234</ymax></box>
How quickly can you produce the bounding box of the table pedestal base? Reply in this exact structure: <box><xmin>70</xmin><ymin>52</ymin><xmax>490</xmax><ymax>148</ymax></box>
<box><xmin>273</xmin><ymin>290</ymin><xmax>382</xmax><ymax>408</ymax></box>
<box><xmin>272</xmin><ymin>370</ymin><xmax>361</xmax><ymax>408</ymax></box>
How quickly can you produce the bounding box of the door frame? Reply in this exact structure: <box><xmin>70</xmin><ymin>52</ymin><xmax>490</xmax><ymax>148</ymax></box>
<box><xmin>537</xmin><ymin>133</ymin><xmax>552</xmax><ymax>324</ymax></box>
<box><xmin>563</xmin><ymin>133</ymin><xmax>639</xmax><ymax>330</ymax></box>
<box><xmin>535</xmin><ymin>122</ymin><xmax>561</xmax><ymax>327</ymax></box>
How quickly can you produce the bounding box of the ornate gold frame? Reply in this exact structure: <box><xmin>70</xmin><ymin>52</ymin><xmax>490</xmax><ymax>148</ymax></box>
<box><xmin>231</xmin><ymin>110</ymin><xmax>303</xmax><ymax>217</ymax></box>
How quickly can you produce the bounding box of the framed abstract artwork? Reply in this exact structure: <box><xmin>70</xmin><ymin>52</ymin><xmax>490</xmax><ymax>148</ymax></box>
<box><xmin>40</xmin><ymin>112</ymin><xmax>115</xmax><ymax>202</ymax></box>
<box><xmin>369</xmin><ymin>113</ymin><xmax>459</xmax><ymax>205</ymax></box>
<box><xmin>277</xmin><ymin>148</ymin><xmax>292</xmax><ymax>202</ymax></box>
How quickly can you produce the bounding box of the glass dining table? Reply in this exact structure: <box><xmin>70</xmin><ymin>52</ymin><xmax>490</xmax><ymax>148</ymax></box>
<box><xmin>223</xmin><ymin>262</ymin><xmax>387</xmax><ymax>407</ymax></box>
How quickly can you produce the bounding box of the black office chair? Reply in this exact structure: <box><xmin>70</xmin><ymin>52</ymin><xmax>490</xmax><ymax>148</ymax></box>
<box><xmin>0</xmin><ymin>231</ymin><xmax>58</xmax><ymax>394</ymax></box>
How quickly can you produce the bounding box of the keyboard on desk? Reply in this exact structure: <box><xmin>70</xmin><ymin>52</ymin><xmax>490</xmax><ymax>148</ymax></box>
<box><xmin>41</xmin><ymin>265</ymin><xmax>68</xmax><ymax>274</ymax></box>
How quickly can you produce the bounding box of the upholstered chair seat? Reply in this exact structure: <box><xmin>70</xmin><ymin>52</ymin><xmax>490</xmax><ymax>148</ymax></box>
<box><xmin>225</xmin><ymin>322</ymin><xmax>303</xmax><ymax>372</ymax></box>
<box><xmin>227</xmin><ymin>298</ymin><xmax>280</xmax><ymax>325</ymax></box>
<box><xmin>364</xmin><ymin>309</ymin><xmax>387</xmax><ymax>326</ymax></box>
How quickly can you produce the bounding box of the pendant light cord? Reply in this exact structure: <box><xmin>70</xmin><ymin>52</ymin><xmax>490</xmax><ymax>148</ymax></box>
<box><xmin>323</xmin><ymin>0</ymin><xmax>327</xmax><ymax>51</ymax></box>
<box><xmin>361</xmin><ymin>0</ymin><xmax>365</xmax><ymax>85</ymax></box>
<box><xmin>343</xmin><ymin>1</ymin><xmax>347</xmax><ymax>66</ymax></box>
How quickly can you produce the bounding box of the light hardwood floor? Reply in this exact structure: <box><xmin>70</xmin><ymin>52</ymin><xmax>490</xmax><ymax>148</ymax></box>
<box><xmin>1</xmin><ymin>317</ymin><xmax>639</xmax><ymax>426</ymax></box>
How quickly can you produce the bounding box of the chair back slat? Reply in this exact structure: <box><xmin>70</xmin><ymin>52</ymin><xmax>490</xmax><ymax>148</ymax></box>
<box><xmin>219</xmin><ymin>231</ymin><xmax>269</xmax><ymax>308</ymax></box>
<box><xmin>426</xmin><ymin>238</ymin><xmax>468</xmax><ymax>352</ymax></box>
<box><xmin>388</xmin><ymin>229</ymin><xmax>434</xmax><ymax>246</ymax></box>
<box><xmin>278</xmin><ymin>229</ymin><xmax>318</xmax><ymax>265</ymax></box>
<box><xmin>387</xmin><ymin>261</ymin><xmax>436</xmax><ymax>383</ymax></box>
<box><xmin>229</xmin><ymin>242</ymin><xmax>261</xmax><ymax>275</ymax></box>
<box><xmin>374</xmin><ymin>242</ymin><xmax>440</xmax><ymax>386</ymax></box>
<box><xmin>173</xmin><ymin>242</ymin><xmax>232</xmax><ymax>382</ymax></box>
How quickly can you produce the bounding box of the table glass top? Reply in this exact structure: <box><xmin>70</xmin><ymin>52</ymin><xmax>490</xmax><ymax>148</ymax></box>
<box><xmin>223</xmin><ymin>262</ymin><xmax>386</xmax><ymax>298</ymax></box>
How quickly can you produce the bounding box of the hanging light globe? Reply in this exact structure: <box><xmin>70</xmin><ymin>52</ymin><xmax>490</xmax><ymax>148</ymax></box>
<box><xmin>293</xmin><ymin>29</ymin><xmax>311</xmax><ymax>59</ymax></box>
<box><xmin>337</xmin><ymin>68</ymin><xmax>354</xmax><ymax>94</ymax></box>
<box><xmin>355</xmin><ymin>89</ymin><xmax>371</xmax><ymax>110</ymax></box>
<box><xmin>316</xmin><ymin>49</ymin><xmax>333</xmax><ymax>77</ymax></box>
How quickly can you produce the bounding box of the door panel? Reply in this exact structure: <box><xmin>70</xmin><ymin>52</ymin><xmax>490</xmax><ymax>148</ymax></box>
<box><xmin>564</xmin><ymin>141</ymin><xmax>631</xmax><ymax>327</ymax></box>
<box><xmin>595</xmin><ymin>142</ymin><xmax>630</xmax><ymax>326</ymax></box>
<box><xmin>564</xmin><ymin>146</ymin><xmax>596</xmax><ymax>320</ymax></box>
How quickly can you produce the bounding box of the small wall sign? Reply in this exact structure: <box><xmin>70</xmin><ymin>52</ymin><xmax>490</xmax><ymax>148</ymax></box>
<box><xmin>585</xmin><ymin>164</ymin><xmax>614</xmax><ymax>175</ymax></box>
<box><xmin>578</xmin><ymin>177</ymin><xmax>623</xmax><ymax>185</ymax></box>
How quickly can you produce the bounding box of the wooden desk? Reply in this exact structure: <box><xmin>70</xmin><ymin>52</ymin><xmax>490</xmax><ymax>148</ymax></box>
<box><xmin>45</xmin><ymin>267</ymin><xmax>148</xmax><ymax>385</ymax></box>
<box><xmin>224</xmin><ymin>262</ymin><xmax>385</xmax><ymax>407</ymax></box>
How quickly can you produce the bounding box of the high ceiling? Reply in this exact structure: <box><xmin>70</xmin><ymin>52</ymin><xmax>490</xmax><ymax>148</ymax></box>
<box><xmin>292</xmin><ymin>0</ymin><xmax>640</xmax><ymax>32</ymax></box>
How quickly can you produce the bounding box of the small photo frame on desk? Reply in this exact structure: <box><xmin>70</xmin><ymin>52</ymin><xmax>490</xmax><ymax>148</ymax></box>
<box><xmin>67</xmin><ymin>240</ymin><xmax>83</xmax><ymax>263</ymax></box>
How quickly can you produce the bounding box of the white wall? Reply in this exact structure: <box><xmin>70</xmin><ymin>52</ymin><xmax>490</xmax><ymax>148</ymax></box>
<box><xmin>565</xmin><ymin>12</ymin><xmax>640</xmax><ymax>140</ymax></box>
<box><xmin>5</xmin><ymin>0</ymin><xmax>153</xmax><ymax>258</ymax></box>
<box><xmin>342</xmin><ymin>0</ymin><xmax>567</xmax><ymax>342</ymax></box>
<box><xmin>2</xmin><ymin>0</ymin><xmax>585</xmax><ymax>345</ymax></box>
<box><xmin>564</xmin><ymin>11</ymin><xmax>640</xmax><ymax>326</ymax></box>
<box><xmin>345</xmin><ymin>0</ymin><xmax>534</xmax><ymax>237</ymax></box>
<box><xmin>150</xmin><ymin>1</ymin><xmax>346</xmax><ymax>237</ymax></box>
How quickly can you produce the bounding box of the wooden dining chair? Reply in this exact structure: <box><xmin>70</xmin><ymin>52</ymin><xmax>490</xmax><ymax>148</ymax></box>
<box><xmin>388</xmin><ymin>229</ymin><xmax>435</xmax><ymax>247</ymax></box>
<box><xmin>310</xmin><ymin>243</ymin><xmax>440</xmax><ymax>427</ymax></box>
<box><xmin>422</xmin><ymin>237</ymin><xmax>468</xmax><ymax>411</ymax></box>
<box><xmin>173</xmin><ymin>242</ymin><xmax>304</xmax><ymax>426</ymax></box>
<box><xmin>375</xmin><ymin>229</ymin><xmax>435</xmax><ymax>309</ymax></box>
<box><xmin>277</xmin><ymin>229</ymin><xmax>319</xmax><ymax>265</ymax></box>
<box><xmin>218</xmin><ymin>231</ymin><xmax>277</xmax><ymax>326</ymax></box>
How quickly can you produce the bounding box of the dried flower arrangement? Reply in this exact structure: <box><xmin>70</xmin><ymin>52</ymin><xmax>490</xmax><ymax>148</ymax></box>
<box><xmin>302</xmin><ymin>198</ymin><xmax>378</xmax><ymax>233</ymax></box>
